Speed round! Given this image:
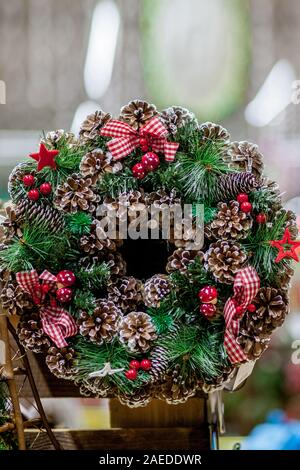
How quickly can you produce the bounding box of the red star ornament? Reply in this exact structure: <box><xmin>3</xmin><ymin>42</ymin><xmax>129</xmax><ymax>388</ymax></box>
<box><xmin>29</xmin><ymin>143</ymin><xmax>59</xmax><ymax>172</ymax></box>
<box><xmin>270</xmin><ymin>227</ymin><xmax>300</xmax><ymax>263</ymax></box>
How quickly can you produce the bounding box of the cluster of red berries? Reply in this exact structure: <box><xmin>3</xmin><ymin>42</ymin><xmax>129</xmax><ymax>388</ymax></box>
<box><xmin>36</xmin><ymin>270</ymin><xmax>76</xmax><ymax>305</ymax></box>
<box><xmin>132</xmin><ymin>150</ymin><xmax>160</xmax><ymax>180</ymax></box>
<box><xmin>125</xmin><ymin>359</ymin><xmax>152</xmax><ymax>380</ymax></box>
<box><xmin>233</xmin><ymin>300</ymin><xmax>257</xmax><ymax>319</ymax></box>
<box><xmin>237</xmin><ymin>193</ymin><xmax>266</xmax><ymax>224</ymax></box>
<box><xmin>23</xmin><ymin>174</ymin><xmax>52</xmax><ymax>201</ymax></box>
<box><xmin>198</xmin><ymin>285</ymin><xmax>218</xmax><ymax>320</ymax></box>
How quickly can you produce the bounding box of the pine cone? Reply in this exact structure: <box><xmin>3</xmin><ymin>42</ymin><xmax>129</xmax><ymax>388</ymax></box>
<box><xmin>119</xmin><ymin>100</ymin><xmax>157</xmax><ymax>130</ymax></box>
<box><xmin>224</xmin><ymin>141</ymin><xmax>264</xmax><ymax>179</ymax></box>
<box><xmin>251</xmin><ymin>287</ymin><xmax>288</xmax><ymax>332</ymax></box>
<box><xmin>119</xmin><ymin>311</ymin><xmax>157</xmax><ymax>353</ymax></box>
<box><xmin>157</xmin><ymin>366</ymin><xmax>197</xmax><ymax>404</ymax></box>
<box><xmin>207</xmin><ymin>201</ymin><xmax>253</xmax><ymax>240</ymax></box>
<box><xmin>80</xmin><ymin>220</ymin><xmax>117</xmax><ymax>254</ymax></box>
<box><xmin>14</xmin><ymin>199</ymin><xmax>65</xmax><ymax>234</ymax></box>
<box><xmin>79</xmin><ymin>109</ymin><xmax>111</xmax><ymax>144</ymax></box>
<box><xmin>46</xmin><ymin>346</ymin><xmax>77</xmax><ymax>379</ymax></box>
<box><xmin>77</xmin><ymin>300</ymin><xmax>122</xmax><ymax>344</ymax></box>
<box><xmin>166</xmin><ymin>248</ymin><xmax>201</xmax><ymax>273</ymax></box>
<box><xmin>237</xmin><ymin>333</ymin><xmax>270</xmax><ymax>360</ymax></box>
<box><xmin>106</xmin><ymin>252</ymin><xmax>127</xmax><ymax>278</ymax></box>
<box><xmin>215</xmin><ymin>172</ymin><xmax>261</xmax><ymax>202</ymax></box>
<box><xmin>118</xmin><ymin>385</ymin><xmax>154</xmax><ymax>408</ymax></box>
<box><xmin>8</xmin><ymin>162</ymin><xmax>35</xmax><ymax>202</ymax></box>
<box><xmin>1</xmin><ymin>205</ymin><xmax>23</xmax><ymax>239</ymax></box>
<box><xmin>80</xmin><ymin>149</ymin><xmax>122</xmax><ymax>184</ymax></box>
<box><xmin>108</xmin><ymin>276</ymin><xmax>143</xmax><ymax>313</ymax></box>
<box><xmin>79</xmin><ymin>378</ymin><xmax>113</xmax><ymax>398</ymax></box>
<box><xmin>149</xmin><ymin>326</ymin><xmax>179</xmax><ymax>383</ymax></box>
<box><xmin>41</xmin><ymin>129</ymin><xmax>78</xmax><ymax>149</ymax></box>
<box><xmin>204</xmin><ymin>240</ymin><xmax>247</xmax><ymax>284</ymax></box>
<box><xmin>160</xmin><ymin>106</ymin><xmax>197</xmax><ymax>135</ymax></box>
<box><xmin>202</xmin><ymin>366</ymin><xmax>235</xmax><ymax>393</ymax></box>
<box><xmin>199</xmin><ymin>122</ymin><xmax>230</xmax><ymax>145</ymax></box>
<box><xmin>143</xmin><ymin>274</ymin><xmax>171</xmax><ymax>307</ymax></box>
<box><xmin>17</xmin><ymin>312</ymin><xmax>51</xmax><ymax>353</ymax></box>
<box><xmin>0</xmin><ymin>274</ymin><xmax>33</xmax><ymax>316</ymax></box>
<box><xmin>55</xmin><ymin>174</ymin><xmax>99</xmax><ymax>213</ymax></box>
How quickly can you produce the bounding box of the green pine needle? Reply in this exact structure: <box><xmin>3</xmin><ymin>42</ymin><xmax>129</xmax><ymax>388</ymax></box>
<box><xmin>66</xmin><ymin>212</ymin><xmax>93</xmax><ymax>236</ymax></box>
<box><xmin>175</xmin><ymin>140</ymin><xmax>232</xmax><ymax>204</ymax></box>
<box><xmin>73</xmin><ymin>290</ymin><xmax>97</xmax><ymax>315</ymax></box>
<box><xmin>98</xmin><ymin>169</ymin><xmax>139</xmax><ymax>198</ymax></box>
<box><xmin>76</xmin><ymin>262</ymin><xmax>110</xmax><ymax>290</ymax></box>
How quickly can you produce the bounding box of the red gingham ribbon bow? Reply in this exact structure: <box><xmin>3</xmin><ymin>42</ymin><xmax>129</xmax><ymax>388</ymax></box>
<box><xmin>16</xmin><ymin>270</ymin><xmax>77</xmax><ymax>348</ymax></box>
<box><xmin>223</xmin><ymin>267</ymin><xmax>260</xmax><ymax>364</ymax></box>
<box><xmin>100</xmin><ymin>117</ymin><xmax>179</xmax><ymax>162</ymax></box>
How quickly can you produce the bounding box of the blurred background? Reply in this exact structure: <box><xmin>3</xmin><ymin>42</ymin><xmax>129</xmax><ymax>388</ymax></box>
<box><xmin>0</xmin><ymin>0</ymin><xmax>300</xmax><ymax>447</ymax></box>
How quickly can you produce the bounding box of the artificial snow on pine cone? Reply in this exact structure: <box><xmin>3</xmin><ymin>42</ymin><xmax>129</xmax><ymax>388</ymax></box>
<box><xmin>108</xmin><ymin>276</ymin><xmax>143</xmax><ymax>313</ymax></box>
<box><xmin>79</xmin><ymin>109</ymin><xmax>111</xmax><ymax>144</ymax></box>
<box><xmin>55</xmin><ymin>173</ymin><xmax>99</xmax><ymax>213</ymax></box>
<box><xmin>160</xmin><ymin>106</ymin><xmax>197</xmax><ymax>135</ymax></box>
<box><xmin>119</xmin><ymin>100</ymin><xmax>157</xmax><ymax>129</ymax></box>
<box><xmin>118</xmin><ymin>311</ymin><xmax>157</xmax><ymax>353</ymax></box>
<box><xmin>143</xmin><ymin>274</ymin><xmax>171</xmax><ymax>307</ymax></box>
<box><xmin>224</xmin><ymin>141</ymin><xmax>264</xmax><ymax>179</ymax></box>
<box><xmin>1</xmin><ymin>99</ymin><xmax>299</xmax><ymax>407</ymax></box>
<box><xmin>207</xmin><ymin>201</ymin><xmax>253</xmax><ymax>241</ymax></box>
<box><xmin>203</xmin><ymin>240</ymin><xmax>247</xmax><ymax>284</ymax></box>
<box><xmin>17</xmin><ymin>312</ymin><xmax>51</xmax><ymax>353</ymax></box>
<box><xmin>46</xmin><ymin>346</ymin><xmax>77</xmax><ymax>379</ymax></box>
<box><xmin>77</xmin><ymin>300</ymin><xmax>122</xmax><ymax>344</ymax></box>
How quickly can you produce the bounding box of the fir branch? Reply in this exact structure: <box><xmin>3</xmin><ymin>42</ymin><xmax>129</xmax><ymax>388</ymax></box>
<box><xmin>0</xmin><ymin>224</ymin><xmax>78</xmax><ymax>273</ymax></box>
<box><xmin>73</xmin><ymin>338</ymin><xmax>150</xmax><ymax>394</ymax></box>
<box><xmin>66</xmin><ymin>212</ymin><xmax>93</xmax><ymax>236</ymax></box>
<box><xmin>175</xmin><ymin>140</ymin><xmax>231</xmax><ymax>204</ymax></box>
<box><xmin>158</xmin><ymin>322</ymin><xmax>229</xmax><ymax>382</ymax></box>
<box><xmin>242</xmin><ymin>210</ymin><xmax>292</xmax><ymax>284</ymax></box>
<box><xmin>147</xmin><ymin>303</ymin><xmax>175</xmax><ymax>334</ymax></box>
<box><xmin>76</xmin><ymin>262</ymin><xmax>110</xmax><ymax>290</ymax></box>
<box><xmin>72</xmin><ymin>290</ymin><xmax>97</xmax><ymax>315</ymax></box>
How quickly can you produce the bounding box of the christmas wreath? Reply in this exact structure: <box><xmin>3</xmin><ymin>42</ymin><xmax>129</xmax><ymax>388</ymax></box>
<box><xmin>0</xmin><ymin>100</ymin><xmax>299</xmax><ymax>407</ymax></box>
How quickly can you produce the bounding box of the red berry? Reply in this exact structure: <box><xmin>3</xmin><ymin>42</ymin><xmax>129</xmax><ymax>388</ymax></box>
<box><xmin>129</xmin><ymin>360</ymin><xmax>140</xmax><ymax>370</ymax></box>
<box><xmin>256</xmin><ymin>213</ymin><xmax>267</xmax><ymax>224</ymax></box>
<box><xmin>28</xmin><ymin>189</ymin><xmax>40</xmax><ymax>201</ymax></box>
<box><xmin>235</xmin><ymin>305</ymin><xmax>244</xmax><ymax>318</ymax></box>
<box><xmin>198</xmin><ymin>285</ymin><xmax>218</xmax><ymax>303</ymax></box>
<box><xmin>237</xmin><ymin>193</ymin><xmax>249</xmax><ymax>204</ymax></box>
<box><xmin>141</xmin><ymin>152</ymin><xmax>160</xmax><ymax>172</ymax></box>
<box><xmin>247</xmin><ymin>303</ymin><xmax>257</xmax><ymax>313</ymax></box>
<box><xmin>39</xmin><ymin>182</ymin><xmax>52</xmax><ymax>196</ymax></box>
<box><xmin>240</xmin><ymin>201</ymin><xmax>252</xmax><ymax>213</ymax></box>
<box><xmin>140</xmin><ymin>359</ymin><xmax>152</xmax><ymax>371</ymax></box>
<box><xmin>125</xmin><ymin>369</ymin><xmax>137</xmax><ymax>380</ymax></box>
<box><xmin>132</xmin><ymin>162</ymin><xmax>147</xmax><ymax>180</ymax></box>
<box><xmin>41</xmin><ymin>284</ymin><xmax>50</xmax><ymax>294</ymax></box>
<box><xmin>199</xmin><ymin>303</ymin><xmax>216</xmax><ymax>319</ymax></box>
<box><xmin>139</xmin><ymin>137</ymin><xmax>149</xmax><ymax>152</ymax></box>
<box><xmin>56</xmin><ymin>270</ymin><xmax>76</xmax><ymax>287</ymax></box>
<box><xmin>56</xmin><ymin>287</ymin><xmax>73</xmax><ymax>303</ymax></box>
<box><xmin>23</xmin><ymin>174</ymin><xmax>35</xmax><ymax>187</ymax></box>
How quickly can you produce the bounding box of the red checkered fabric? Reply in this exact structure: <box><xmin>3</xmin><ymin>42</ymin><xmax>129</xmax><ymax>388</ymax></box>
<box><xmin>40</xmin><ymin>306</ymin><xmax>78</xmax><ymax>348</ymax></box>
<box><xmin>16</xmin><ymin>269</ymin><xmax>45</xmax><ymax>305</ymax></box>
<box><xmin>100</xmin><ymin>117</ymin><xmax>179</xmax><ymax>162</ymax></box>
<box><xmin>223</xmin><ymin>267</ymin><xmax>260</xmax><ymax>364</ymax></box>
<box><xmin>16</xmin><ymin>269</ymin><xmax>77</xmax><ymax>347</ymax></box>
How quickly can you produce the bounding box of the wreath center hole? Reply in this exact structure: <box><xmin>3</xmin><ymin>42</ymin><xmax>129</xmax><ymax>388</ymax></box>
<box><xmin>120</xmin><ymin>239</ymin><xmax>171</xmax><ymax>281</ymax></box>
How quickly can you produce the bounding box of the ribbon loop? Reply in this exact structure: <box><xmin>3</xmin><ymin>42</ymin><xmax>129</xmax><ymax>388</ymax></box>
<box><xmin>16</xmin><ymin>269</ymin><xmax>77</xmax><ymax>347</ymax></box>
<box><xmin>100</xmin><ymin>117</ymin><xmax>179</xmax><ymax>162</ymax></box>
<box><xmin>223</xmin><ymin>267</ymin><xmax>260</xmax><ymax>364</ymax></box>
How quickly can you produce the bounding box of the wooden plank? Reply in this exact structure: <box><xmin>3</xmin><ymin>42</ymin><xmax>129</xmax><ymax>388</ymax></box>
<box><xmin>25</xmin><ymin>428</ymin><xmax>210</xmax><ymax>450</ymax></box>
<box><xmin>110</xmin><ymin>398</ymin><xmax>206</xmax><ymax>428</ymax></box>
